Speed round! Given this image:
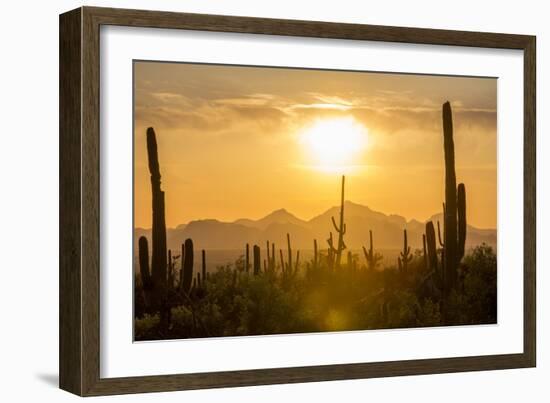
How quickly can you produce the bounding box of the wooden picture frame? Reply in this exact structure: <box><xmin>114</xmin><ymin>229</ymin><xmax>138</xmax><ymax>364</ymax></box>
<box><xmin>59</xmin><ymin>6</ymin><xmax>536</xmax><ymax>396</ymax></box>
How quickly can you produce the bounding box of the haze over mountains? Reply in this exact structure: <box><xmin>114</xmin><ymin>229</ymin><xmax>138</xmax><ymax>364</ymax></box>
<box><xmin>134</xmin><ymin>201</ymin><xmax>496</xmax><ymax>254</ymax></box>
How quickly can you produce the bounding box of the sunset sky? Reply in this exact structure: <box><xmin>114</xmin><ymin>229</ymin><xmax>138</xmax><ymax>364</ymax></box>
<box><xmin>134</xmin><ymin>61</ymin><xmax>497</xmax><ymax>229</ymax></box>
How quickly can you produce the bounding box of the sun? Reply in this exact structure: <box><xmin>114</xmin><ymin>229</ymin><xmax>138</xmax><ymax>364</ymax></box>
<box><xmin>299</xmin><ymin>117</ymin><xmax>368</xmax><ymax>172</ymax></box>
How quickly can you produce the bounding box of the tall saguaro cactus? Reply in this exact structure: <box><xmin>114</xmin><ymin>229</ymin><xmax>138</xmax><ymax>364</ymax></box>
<box><xmin>329</xmin><ymin>175</ymin><xmax>347</xmax><ymax>267</ymax></box>
<box><xmin>442</xmin><ymin>102</ymin><xmax>458</xmax><ymax>290</ymax></box>
<box><xmin>441</xmin><ymin>102</ymin><xmax>467</xmax><ymax>292</ymax></box>
<box><xmin>146</xmin><ymin>127</ymin><xmax>168</xmax><ymax>290</ymax></box>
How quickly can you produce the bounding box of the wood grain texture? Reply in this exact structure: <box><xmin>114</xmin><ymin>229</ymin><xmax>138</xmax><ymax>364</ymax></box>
<box><xmin>59</xmin><ymin>8</ymin><xmax>82</xmax><ymax>396</ymax></box>
<box><xmin>59</xmin><ymin>6</ymin><xmax>537</xmax><ymax>396</ymax></box>
<box><xmin>523</xmin><ymin>38</ymin><xmax>536</xmax><ymax>367</ymax></box>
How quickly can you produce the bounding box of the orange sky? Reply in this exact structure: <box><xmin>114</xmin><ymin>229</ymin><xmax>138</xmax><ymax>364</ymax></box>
<box><xmin>134</xmin><ymin>61</ymin><xmax>497</xmax><ymax>229</ymax></box>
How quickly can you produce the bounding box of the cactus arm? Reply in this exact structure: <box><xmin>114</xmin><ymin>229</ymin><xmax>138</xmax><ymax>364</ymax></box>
<box><xmin>331</xmin><ymin>216</ymin><xmax>340</xmax><ymax>232</ymax></box>
<box><xmin>362</xmin><ymin>246</ymin><xmax>369</xmax><ymax>263</ymax></box>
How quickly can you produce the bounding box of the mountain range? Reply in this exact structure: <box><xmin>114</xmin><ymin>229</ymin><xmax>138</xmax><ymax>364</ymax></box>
<box><xmin>134</xmin><ymin>201</ymin><xmax>496</xmax><ymax>254</ymax></box>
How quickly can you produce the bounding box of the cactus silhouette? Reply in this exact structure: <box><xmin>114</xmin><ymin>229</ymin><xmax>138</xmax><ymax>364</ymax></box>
<box><xmin>266</xmin><ymin>241</ymin><xmax>271</xmax><ymax>270</ymax></box>
<box><xmin>398</xmin><ymin>229</ymin><xmax>413</xmax><ymax>273</ymax></box>
<box><xmin>457</xmin><ymin>183</ymin><xmax>467</xmax><ymax>261</ymax></box>
<box><xmin>441</xmin><ymin>102</ymin><xmax>468</xmax><ymax>292</ymax></box>
<box><xmin>245</xmin><ymin>243</ymin><xmax>250</xmax><ymax>273</ymax></box>
<box><xmin>313</xmin><ymin>239</ymin><xmax>318</xmax><ymax>269</ymax></box>
<box><xmin>276</xmin><ymin>234</ymin><xmax>300</xmax><ymax>274</ymax></box>
<box><xmin>266</xmin><ymin>241</ymin><xmax>276</xmax><ymax>271</ymax></box>
<box><xmin>272</xmin><ymin>243</ymin><xmax>276</xmax><ymax>270</ymax></box>
<box><xmin>286</xmin><ymin>233</ymin><xmax>293</xmax><ymax>272</ymax></box>
<box><xmin>180</xmin><ymin>238</ymin><xmax>194</xmax><ymax>294</ymax></box>
<box><xmin>146</xmin><ymin>128</ymin><xmax>167</xmax><ymax>292</ymax></box>
<box><xmin>253</xmin><ymin>245</ymin><xmax>261</xmax><ymax>275</ymax></box>
<box><xmin>425</xmin><ymin>221</ymin><xmax>438</xmax><ymax>273</ymax></box>
<box><xmin>422</xmin><ymin>234</ymin><xmax>428</xmax><ymax>270</ymax></box>
<box><xmin>201</xmin><ymin>249</ymin><xmax>206</xmax><ymax>287</ymax></box>
<box><xmin>442</xmin><ymin>102</ymin><xmax>458</xmax><ymax>290</ymax></box>
<box><xmin>167</xmin><ymin>249</ymin><xmax>174</xmax><ymax>287</ymax></box>
<box><xmin>363</xmin><ymin>230</ymin><xmax>382</xmax><ymax>271</ymax></box>
<box><xmin>138</xmin><ymin>236</ymin><xmax>152</xmax><ymax>290</ymax></box>
<box><xmin>327</xmin><ymin>232</ymin><xmax>337</xmax><ymax>269</ymax></box>
<box><xmin>330</xmin><ymin>175</ymin><xmax>347</xmax><ymax>266</ymax></box>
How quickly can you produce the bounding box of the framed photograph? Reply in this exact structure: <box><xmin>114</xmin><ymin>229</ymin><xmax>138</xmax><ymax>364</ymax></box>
<box><xmin>59</xmin><ymin>6</ymin><xmax>536</xmax><ymax>396</ymax></box>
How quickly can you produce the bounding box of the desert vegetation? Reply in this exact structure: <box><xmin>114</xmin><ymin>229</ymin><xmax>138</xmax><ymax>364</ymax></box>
<box><xmin>134</xmin><ymin>102</ymin><xmax>497</xmax><ymax>341</ymax></box>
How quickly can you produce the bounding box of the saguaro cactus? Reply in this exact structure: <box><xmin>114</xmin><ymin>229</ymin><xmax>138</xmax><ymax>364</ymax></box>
<box><xmin>253</xmin><ymin>245</ymin><xmax>261</xmax><ymax>275</ymax></box>
<box><xmin>398</xmin><ymin>229</ymin><xmax>413</xmax><ymax>273</ymax></box>
<box><xmin>201</xmin><ymin>249</ymin><xmax>206</xmax><ymax>285</ymax></box>
<box><xmin>457</xmin><ymin>183</ymin><xmax>467</xmax><ymax>261</ymax></box>
<box><xmin>286</xmin><ymin>233</ymin><xmax>293</xmax><ymax>271</ymax></box>
<box><xmin>167</xmin><ymin>249</ymin><xmax>174</xmax><ymax>287</ymax></box>
<box><xmin>363</xmin><ymin>230</ymin><xmax>382</xmax><ymax>271</ymax></box>
<box><xmin>422</xmin><ymin>234</ymin><xmax>428</xmax><ymax>270</ymax></box>
<box><xmin>330</xmin><ymin>175</ymin><xmax>347</xmax><ymax>266</ymax></box>
<box><xmin>138</xmin><ymin>236</ymin><xmax>152</xmax><ymax>289</ymax></box>
<box><xmin>327</xmin><ymin>232</ymin><xmax>337</xmax><ymax>269</ymax></box>
<box><xmin>440</xmin><ymin>102</ymin><xmax>468</xmax><ymax>292</ymax></box>
<box><xmin>146</xmin><ymin>127</ymin><xmax>167</xmax><ymax>291</ymax></box>
<box><xmin>266</xmin><ymin>241</ymin><xmax>276</xmax><ymax>271</ymax></box>
<box><xmin>245</xmin><ymin>243</ymin><xmax>250</xmax><ymax>273</ymax></box>
<box><xmin>313</xmin><ymin>239</ymin><xmax>318</xmax><ymax>269</ymax></box>
<box><xmin>271</xmin><ymin>242</ymin><xmax>276</xmax><ymax>271</ymax></box>
<box><xmin>442</xmin><ymin>102</ymin><xmax>458</xmax><ymax>290</ymax></box>
<box><xmin>425</xmin><ymin>222</ymin><xmax>438</xmax><ymax>273</ymax></box>
<box><xmin>180</xmin><ymin>238</ymin><xmax>194</xmax><ymax>294</ymax></box>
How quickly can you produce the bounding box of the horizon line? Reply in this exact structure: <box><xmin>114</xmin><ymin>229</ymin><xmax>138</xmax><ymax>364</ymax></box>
<box><xmin>134</xmin><ymin>199</ymin><xmax>496</xmax><ymax>232</ymax></box>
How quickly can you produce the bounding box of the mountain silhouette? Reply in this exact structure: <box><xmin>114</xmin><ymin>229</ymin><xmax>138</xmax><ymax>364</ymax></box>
<box><xmin>234</xmin><ymin>208</ymin><xmax>307</xmax><ymax>230</ymax></box>
<box><xmin>134</xmin><ymin>201</ymin><xmax>496</xmax><ymax>254</ymax></box>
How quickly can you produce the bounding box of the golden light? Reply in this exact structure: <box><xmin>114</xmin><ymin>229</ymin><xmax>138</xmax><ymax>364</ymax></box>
<box><xmin>299</xmin><ymin>117</ymin><xmax>368</xmax><ymax>173</ymax></box>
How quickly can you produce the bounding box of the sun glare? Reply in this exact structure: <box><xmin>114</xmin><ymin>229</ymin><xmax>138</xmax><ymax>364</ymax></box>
<box><xmin>300</xmin><ymin>117</ymin><xmax>368</xmax><ymax>173</ymax></box>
